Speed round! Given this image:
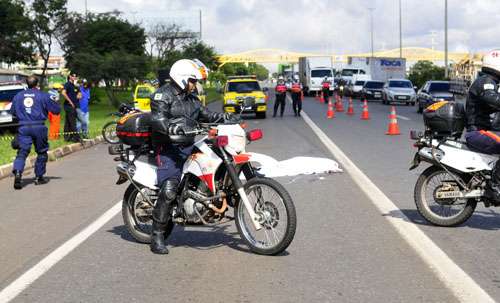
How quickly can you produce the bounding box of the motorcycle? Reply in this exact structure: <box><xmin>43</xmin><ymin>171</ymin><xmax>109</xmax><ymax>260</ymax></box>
<box><xmin>109</xmin><ymin>121</ymin><xmax>297</xmax><ymax>255</ymax></box>
<box><xmin>410</xmin><ymin>129</ymin><xmax>497</xmax><ymax>227</ymax></box>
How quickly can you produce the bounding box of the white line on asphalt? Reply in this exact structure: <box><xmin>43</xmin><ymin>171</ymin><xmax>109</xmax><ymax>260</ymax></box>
<box><xmin>294</xmin><ymin>97</ymin><xmax>494</xmax><ymax>302</ymax></box>
<box><xmin>0</xmin><ymin>201</ymin><xmax>122</xmax><ymax>303</ymax></box>
<box><xmin>396</xmin><ymin>115</ymin><xmax>410</xmax><ymax>121</ymax></box>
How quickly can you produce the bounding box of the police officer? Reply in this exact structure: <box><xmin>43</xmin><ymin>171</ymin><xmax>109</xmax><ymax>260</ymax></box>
<box><xmin>10</xmin><ymin>76</ymin><xmax>61</xmax><ymax>190</ymax></box>
<box><xmin>150</xmin><ymin>59</ymin><xmax>237</xmax><ymax>254</ymax></box>
<box><xmin>465</xmin><ymin>49</ymin><xmax>500</xmax><ymax>203</ymax></box>
<box><xmin>273</xmin><ymin>76</ymin><xmax>287</xmax><ymax>117</ymax></box>
<box><xmin>321</xmin><ymin>76</ymin><xmax>331</xmax><ymax>104</ymax></box>
<box><xmin>290</xmin><ymin>78</ymin><xmax>303</xmax><ymax>116</ymax></box>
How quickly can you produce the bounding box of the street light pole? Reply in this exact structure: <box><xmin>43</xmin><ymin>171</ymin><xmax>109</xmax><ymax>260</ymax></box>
<box><xmin>444</xmin><ymin>0</ymin><xmax>448</xmax><ymax>78</ymax></box>
<box><xmin>368</xmin><ymin>8</ymin><xmax>375</xmax><ymax>57</ymax></box>
<box><xmin>399</xmin><ymin>0</ymin><xmax>402</xmax><ymax>58</ymax></box>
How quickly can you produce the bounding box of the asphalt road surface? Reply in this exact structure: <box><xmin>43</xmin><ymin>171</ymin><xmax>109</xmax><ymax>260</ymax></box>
<box><xmin>0</xmin><ymin>94</ymin><xmax>495</xmax><ymax>302</ymax></box>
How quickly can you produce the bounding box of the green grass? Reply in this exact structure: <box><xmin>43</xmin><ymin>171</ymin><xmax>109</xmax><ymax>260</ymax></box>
<box><xmin>205</xmin><ymin>87</ymin><xmax>222</xmax><ymax>104</ymax></box>
<box><xmin>0</xmin><ymin>87</ymin><xmax>131</xmax><ymax>166</ymax></box>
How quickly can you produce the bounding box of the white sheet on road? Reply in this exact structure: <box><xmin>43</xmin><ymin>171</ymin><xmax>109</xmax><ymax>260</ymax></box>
<box><xmin>248</xmin><ymin>153</ymin><xmax>343</xmax><ymax>177</ymax></box>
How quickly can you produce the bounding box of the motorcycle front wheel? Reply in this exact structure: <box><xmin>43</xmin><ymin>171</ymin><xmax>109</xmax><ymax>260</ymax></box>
<box><xmin>235</xmin><ymin>178</ymin><xmax>297</xmax><ymax>255</ymax></box>
<box><xmin>122</xmin><ymin>184</ymin><xmax>174</xmax><ymax>243</ymax></box>
<box><xmin>414</xmin><ymin>165</ymin><xmax>477</xmax><ymax>227</ymax></box>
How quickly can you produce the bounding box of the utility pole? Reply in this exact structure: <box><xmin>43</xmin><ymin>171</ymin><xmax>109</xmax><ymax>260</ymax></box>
<box><xmin>368</xmin><ymin>7</ymin><xmax>375</xmax><ymax>58</ymax></box>
<box><xmin>84</xmin><ymin>0</ymin><xmax>88</xmax><ymax>18</ymax></box>
<box><xmin>444</xmin><ymin>0</ymin><xmax>449</xmax><ymax>78</ymax></box>
<box><xmin>399</xmin><ymin>0</ymin><xmax>402</xmax><ymax>58</ymax></box>
<box><xmin>199</xmin><ymin>10</ymin><xmax>202</xmax><ymax>40</ymax></box>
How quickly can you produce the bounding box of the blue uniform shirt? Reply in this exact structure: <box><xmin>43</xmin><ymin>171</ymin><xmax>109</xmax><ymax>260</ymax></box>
<box><xmin>79</xmin><ymin>86</ymin><xmax>90</xmax><ymax>113</ymax></box>
<box><xmin>10</xmin><ymin>88</ymin><xmax>61</xmax><ymax>125</ymax></box>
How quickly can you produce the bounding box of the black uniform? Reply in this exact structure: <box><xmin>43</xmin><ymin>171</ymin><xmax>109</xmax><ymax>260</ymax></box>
<box><xmin>464</xmin><ymin>70</ymin><xmax>500</xmax><ymax>201</ymax></box>
<box><xmin>149</xmin><ymin>83</ymin><xmax>233</xmax><ymax>253</ymax></box>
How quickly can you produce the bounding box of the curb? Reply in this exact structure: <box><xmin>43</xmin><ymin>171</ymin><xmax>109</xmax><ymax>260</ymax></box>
<box><xmin>0</xmin><ymin>136</ymin><xmax>104</xmax><ymax>181</ymax></box>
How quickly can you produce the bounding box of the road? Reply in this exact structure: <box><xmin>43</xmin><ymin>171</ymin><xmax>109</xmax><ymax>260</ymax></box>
<box><xmin>0</xmin><ymin>93</ymin><xmax>496</xmax><ymax>302</ymax></box>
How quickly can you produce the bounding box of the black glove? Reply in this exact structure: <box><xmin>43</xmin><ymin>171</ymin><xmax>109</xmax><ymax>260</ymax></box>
<box><xmin>168</xmin><ymin>124</ymin><xmax>185</xmax><ymax>135</ymax></box>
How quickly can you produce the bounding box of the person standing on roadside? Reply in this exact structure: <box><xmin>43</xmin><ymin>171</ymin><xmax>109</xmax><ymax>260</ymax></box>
<box><xmin>290</xmin><ymin>78</ymin><xmax>303</xmax><ymax>117</ymax></box>
<box><xmin>10</xmin><ymin>76</ymin><xmax>61</xmax><ymax>189</ymax></box>
<box><xmin>273</xmin><ymin>76</ymin><xmax>287</xmax><ymax>118</ymax></box>
<box><xmin>61</xmin><ymin>73</ymin><xmax>81</xmax><ymax>142</ymax></box>
<box><xmin>77</xmin><ymin>80</ymin><xmax>90</xmax><ymax>138</ymax></box>
<box><xmin>321</xmin><ymin>76</ymin><xmax>331</xmax><ymax>104</ymax></box>
<box><xmin>47</xmin><ymin>83</ymin><xmax>63</xmax><ymax>140</ymax></box>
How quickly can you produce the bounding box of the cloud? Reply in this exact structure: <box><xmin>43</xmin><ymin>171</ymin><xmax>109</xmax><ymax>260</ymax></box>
<box><xmin>67</xmin><ymin>0</ymin><xmax>500</xmax><ymax>55</ymax></box>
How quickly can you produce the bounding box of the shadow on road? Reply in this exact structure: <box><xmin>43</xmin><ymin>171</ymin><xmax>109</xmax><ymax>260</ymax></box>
<box><xmin>19</xmin><ymin>175</ymin><xmax>62</xmax><ymax>188</ymax></box>
<box><xmin>108</xmin><ymin>224</ymin><xmax>290</xmax><ymax>256</ymax></box>
<box><xmin>383</xmin><ymin>208</ymin><xmax>500</xmax><ymax>231</ymax></box>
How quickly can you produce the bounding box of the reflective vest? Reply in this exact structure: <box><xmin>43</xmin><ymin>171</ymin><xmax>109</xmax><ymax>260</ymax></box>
<box><xmin>322</xmin><ymin>81</ymin><xmax>330</xmax><ymax>89</ymax></box>
<box><xmin>291</xmin><ymin>83</ymin><xmax>302</xmax><ymax>93</ymax></box>
<box><xmin>276</xmin><ymin>84</ymin><xmax>287</xmax><ymax>93</ymax></box>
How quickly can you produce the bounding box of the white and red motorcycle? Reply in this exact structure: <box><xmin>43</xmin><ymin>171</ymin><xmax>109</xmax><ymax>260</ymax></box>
<box><xmin>109</xmin><ymin>122</ymin><xmax>296</xmax><ymax>255</ymax></box>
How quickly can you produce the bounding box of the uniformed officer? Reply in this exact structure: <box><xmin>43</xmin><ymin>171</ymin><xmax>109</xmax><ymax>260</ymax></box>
<box><xmin>290</xmin><ymin>78</ymin><xmax>303</xmax><ymax>116</ymax></box>
<box><xmin>273</xmin><ymin>76</ymin><xmax>287</xmax><ymax>117</ymax></box>
<box><xmin>10</xmin><ymin>76</ymin><xmax>61</xmax><ymax>189</ymax></box>
<box><xmin>321</xmin><ymin>76</ymin><xmax>331</xmax><ymax>104</ymax></box>
<box><xmin>464</xmin><ymin>49</ymin><xmax>500</xmax><ymax>203</ymax></box>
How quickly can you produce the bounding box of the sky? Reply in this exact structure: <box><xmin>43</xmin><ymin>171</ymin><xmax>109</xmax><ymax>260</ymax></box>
<box><xmin>67</xmin><ymin>0</ymin><xmax>500</xmax><ymax>55</ymax></box>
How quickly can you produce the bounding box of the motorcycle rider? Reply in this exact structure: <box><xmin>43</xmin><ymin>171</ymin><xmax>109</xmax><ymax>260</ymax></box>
<box><xmin>149</xmin><ymin>59</ymin><xmax>237</xmax><ymax>254</ymax></box>
<box><xmin>321</xmin><ymin>76</ymin><xmax>331</xmax><ymax>104</ymax></box>
<box><xmin>273</xmin><ymin>76</ymin><xmax>287</xmax><ymax>117</ymax></box>
<box><xmin>465</xmin><ymin>49</ymin><xmax>500</xmax><ymax>203</ymax></box>
<box><xmin>290</xmin><ymin>78</ymin><xmax>303</xmax><ymax>116</ymax></box>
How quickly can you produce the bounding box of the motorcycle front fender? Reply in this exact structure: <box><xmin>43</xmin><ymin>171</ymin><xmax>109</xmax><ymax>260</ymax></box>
<box><xmin>409</xmin><ymin>153</ymin><xmax>421</xmax><ymax>170</ymax></box>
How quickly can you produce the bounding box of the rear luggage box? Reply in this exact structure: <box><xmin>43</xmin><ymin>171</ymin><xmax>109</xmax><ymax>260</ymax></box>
<box><xmin>116</xmin><ymin>112</ymin><xmax>152</xmax><ymax>147</ymax></box>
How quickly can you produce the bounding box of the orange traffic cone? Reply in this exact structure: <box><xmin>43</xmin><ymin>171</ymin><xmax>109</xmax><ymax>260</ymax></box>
<box><xmin>361</xmin><ymin>99</ymin><xmax>370</xmax><ymax>120</ymax></box>
<box><xmin>386</xmin><ymin>106</ymin><xmax>401</xmax><ymax>135</ymax></box>
<box><xmin>327</xmin><ymin>98</ymin><xmax>335</xmax><ymax>119</ymax></box>
<box><xmin>347</xmin><ymin>97</ymin><xmax>354</xmax><ymax>115</ymax></box>
<box><xmin>335</xmin><ymin>95</ymin><xmax>345</xmax><ymax>112</ymax></box>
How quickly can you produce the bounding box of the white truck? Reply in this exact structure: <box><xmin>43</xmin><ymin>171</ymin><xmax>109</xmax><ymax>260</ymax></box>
<box><xmin>298</xmin><ymin>57</ymin><xmax>335</xmax><ymax>95</ymax></box>
<box><xmin>343</xmin><ymin>56</ymin><xmax>406</xmax><ymax>83</ymax></box>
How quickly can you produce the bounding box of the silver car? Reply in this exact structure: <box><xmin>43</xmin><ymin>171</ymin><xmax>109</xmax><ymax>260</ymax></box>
<box><xmin>382</xmin><ymin>79</ymin><xmax>417</xmax><ymax>106</ymax></box>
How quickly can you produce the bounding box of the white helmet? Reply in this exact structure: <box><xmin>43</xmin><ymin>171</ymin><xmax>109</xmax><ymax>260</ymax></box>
<box><xmin>169</xmin><ymin>59</ymin><xmax>208</xmax><ymax>90</ymax></box>
<box><xmin>482</xmin><ymin>49</ymin><xmax>500</xmax><ymax>76</ymax></box>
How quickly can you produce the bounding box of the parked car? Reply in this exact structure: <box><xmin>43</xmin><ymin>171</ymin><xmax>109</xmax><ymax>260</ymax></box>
<box><xmin>382</xmin><ymin>79</ymin><xmax>416</xmax><ymax>106</ymax></box>
<box><xmin>416</xmin><ymin>81</ymin><xmax>454</xmax><ymax>113</ymax></box>
<box><xmin>0</xmin><ymin>82</ymin><xmax>26</xmax><ymax>130</ymax></box>
<box><xmin>361</xmin><ymin>80</ymin><xmax>385</xmax><ymax>100</ymax></box>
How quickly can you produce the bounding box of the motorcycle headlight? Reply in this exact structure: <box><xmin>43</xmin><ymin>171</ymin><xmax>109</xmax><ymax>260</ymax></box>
<box><xmin>226</xmin><ymin>99</ymin><xmax>236</xmax><ymax>105</ymax></box>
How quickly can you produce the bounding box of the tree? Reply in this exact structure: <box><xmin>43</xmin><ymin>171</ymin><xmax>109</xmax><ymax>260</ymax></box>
<box><xmin>408</xmin><ymin>60</ymin><xmax>446</xmax><ymax>89</ymax></box>
<box><xmin>30</xmin><ymin>0</ymin><xmax>67</xmax><ymax>85</ymax></box>
<box><xmin>0</xmin><ymin>0</ymin><xmax>34</xmax><ymax>64</ymax></box>
<box><xmin>63</xmin><ymin>12</ymin><xmax>149</xmax><ymax>106</ymax></box>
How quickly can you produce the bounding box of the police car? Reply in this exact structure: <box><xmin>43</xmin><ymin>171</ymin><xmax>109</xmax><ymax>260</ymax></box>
<box><xmin>0</xmin><ymin>82</ymin><xmax>26</xmax><ymax>128</ymax></box>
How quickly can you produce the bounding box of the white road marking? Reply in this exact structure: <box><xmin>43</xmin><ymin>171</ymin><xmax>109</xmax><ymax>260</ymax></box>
<box><xmin>296</xmin><ymin>98</ymin><xmax>494</xmax><ymax>302</ymax></box>
<box><xmin>0</xmin><ymin>201</ymin><xmax>122</xmax><ymax>303</ymax></box>
<box><xmin>396</xmin><ymin>115</ymin><xmax>410</xmax><ymax>121</ymax></box>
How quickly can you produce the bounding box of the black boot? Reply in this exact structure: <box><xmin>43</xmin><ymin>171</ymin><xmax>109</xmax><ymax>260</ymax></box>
<box><xmin>34</xmin><ymin>176</ymin><xmax>49</xmax><ymax>185</ymax></box>
<box><xmin>13</xmin><ymin>170</ymin><xmax>22</xmax><ymax>190</ymax></box>
<box><xmin>485</xmin><ymin>183</ymin><xmax>500</xmax><ymax>205</ymax></box>
<box><xmin>150</xmin><ymin>221</ymin><xmax>169</xmax><ymax>254</ymax></box>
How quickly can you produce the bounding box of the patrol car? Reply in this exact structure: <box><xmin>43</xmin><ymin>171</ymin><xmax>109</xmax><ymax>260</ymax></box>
<box><xmin>0</xmin><ymin>82</ymin><xmax>26</xmax><ymax>129</ymax></box>
<box><xmin>223</xmin><ymin>75</ymin><xmax>268</xmax><ymax>119</ymax></box>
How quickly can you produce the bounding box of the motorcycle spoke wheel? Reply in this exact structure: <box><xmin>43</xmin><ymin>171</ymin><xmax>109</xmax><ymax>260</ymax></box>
<box><xmin>235</xmin><ymin>178</ymin><xmax>296</xmax><ymax>255</ymax></box>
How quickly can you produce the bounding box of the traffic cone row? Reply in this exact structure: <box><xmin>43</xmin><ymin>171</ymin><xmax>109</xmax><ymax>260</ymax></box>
<box><xmin>360</xmin><ymin>99</ymin><xmax>370</xmax><ymax>120</ymax></box>
<box><xmin>386</xmin><ymin>106</ymin><xmax>401</xmax><ymax>135</ymax></box>
<box><xmin>327</xmin><ymin>98</ymin><xmax>335</xmax><ymax>119</ymax></box>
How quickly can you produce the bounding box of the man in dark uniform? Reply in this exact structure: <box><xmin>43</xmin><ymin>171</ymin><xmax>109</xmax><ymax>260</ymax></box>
<box><xmin>273</xmin><ymin>77</ymin><xmax>287</xmax><ymax>117</ymax></box>
<box><xmin>10</xmin><ymin>76</ymin><xmax>61</xmax><ymax>189</ymax></box>
<box><xmin>61</xmin><ymin>73</ymin><xmax>81</xmax><ymax>142</ymax></box>
<box><xmin>290</xmin><ymin>79</ymin><xmax>303</xmax><ymax>116</ymax></box>
<box><xmin>464</xmin><ymin>49</ymin><xmax>500</xmax><ymax>203</ymax></box>
<box><xmin>149</xmin><ymin>59</ymin><xmax>237</xmax><ymax>254</ymax></box>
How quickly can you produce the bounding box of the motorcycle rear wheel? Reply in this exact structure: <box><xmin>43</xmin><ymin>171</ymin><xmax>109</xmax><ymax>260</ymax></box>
<box><xmin>235</xmin><ymin>178</ymin><xmax>297</xmax><ymax>255</ymax></box>
<box><xmin>122</xmin><ymin>184</ymin><xmax>174</xmax><ymax>243</ymax></box>
<box><xmin>414</xmin><ymin>166</ymin><xmax>477</xmax><ymax>227</ymax></box>
<box><xmin>102</xmin><ymin>121</ymin><xmax>119</xmax><ymax>144</ymax></box>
